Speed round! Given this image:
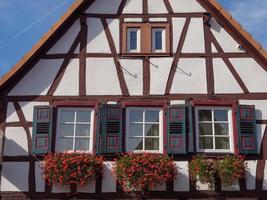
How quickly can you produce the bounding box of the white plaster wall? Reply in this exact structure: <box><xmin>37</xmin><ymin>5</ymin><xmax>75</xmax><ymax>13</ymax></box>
<box><xmin>6</xmin><ymin>102</ymin><xmax>19</xmax><ymax>122</ymax></box>
<box><xmin>230</xmin><ymin>58</ymin><xmax>267</xmax><ymax>93</ymax></box>
<box><xmin>211</xmin><ymin>43</ymin><xmax>218</xmax><ymax>53</ymax></box>
<box><xmin>149</xmin><ymin>18</ymin><xmax>167</xmax><ymax>22</ymax></box>
<box><xmin>170</xmin><ymin>100</ymin><xmax>186</xmax><ymax>105</ymax></box>
<box><xmin>35</xmin><ymin>161</ymin><xmax>45</xmax><ymax>192</ymax></box>
<box><xmin>210</xmin><ymin>18</ymin><xmax>244</xmax><ymax>53</ymax></box>
<box><xmin>86</xmin><ymin>0</ymin><xmax>121</xmax><ymax>14</ymax></box>
<box><xmin>213</xmin><ymin>58</ymin><xmax>243</xmax><ymax>94</ymax></box>
<box><xmin>47</xmin><ymin>20</ymin><xmax>80</xmax><ymax>54</ymax></box>
<box><xmin>102</xmin><ymin>161</ymin><xmax>116</xmax><ymax>193</ymax></box>
<box><xmin>107</xmin><ymin>19</ymin><xmax>120</xmax><ymax>53</ymax></box>
<box><xmin>124</xmin><ymin>18</ymin><xmax>143</xmax><ymax>22</ymax></box>
<box><xmin>3</xmin><ymin>127</ymin><xmax>29</xmax><ymax>156</ymax></box>
<box><xmin>174</xmin><ymin>161</ymin><xmax>189</xmax><ymax>191</ymax></box>
<box><xmin>172</xmin><ymin>18</ymin><xmax>186</xmax><ymax>52</ymax></box>
<box><xmin>168</xmin><ymin>0</ymin><xmax>206</xmax><ymax>13</ymax></box>
<box><xmin>263</xmin><ymin>160</ymin><xmax>267</xmax><ymax>190</ymax></box>
<box><xmin>54</xmin><ymin>59</ymin><xmax>79</xmax><ymax>96</ymax></box>
<box><xmin>182</xmin><ymin>18</ymin><xmax>205</xmax><ymax>53</ymax></box>
<box><xmin>150</xmin><ymin>58</ymin><xmax>172</xmax><ymax>95</ymax></box>
<box><xmin>119</xmin><ymin>59</ymin><xmax>143</xmax><ymax>95</ymax></box>
<box><xmin>52</xmin><ymin>184</ymin><xmax>70</xmax><ymax>193</ymax></box>
<box><xmin>86</xmin><ymin>58</ymin><xmax>122</xmax><ymax>95</ymax></box>
<box><xmin>256</xmin><ymin>125</ymin><xmax>266</xmax><ymax>154</ymax></box>
<box><xmin>123</xmin><ymin>0</ymin><xmax>143</xmax><ymax>14</ymax></box>
<box><xmin>76</xmin><ymin>180</ymin><xmax>96</xmax><ymax>193</ymax></box>
<box><xmin>1</xmin><ymin>162</ymin><xmax>29</xmax><ymax>191</ymax></box>
<box><xmin>196</xmin><ymin>180</ymin><xmax>209</xmax><ymax>190</ymax></box>
<box><xmin>19</xmin><ymin>101</ymin><xmax>49</xmax><ymax>122</ymax></box>
<box><xmin>74</xmin><ymin>43</ymin><xmax>80</xmax><ymax>54</ymax></box>
<box><xmin>8</xmin><ymin>59</ymin><xmax>63</xmax><ymax>96</ymax></box>
<box><xmin>87</xmin><ymin>18</ymin><xmax>111</xmax><ymax>53</ymax></box>
<box><xmin>245</xmin><ymin>160</ymin><xmax>257</xmax><ymax>190</ymax></box>
<box><xmin>148</xmin><ymin>0</ymin><xmax>168</xmax><ymax>14</ymax></box>
<box><xmin>170</xmin><ymin>58</ymin><xmax>207</xmax><ymax>94</ymax></box>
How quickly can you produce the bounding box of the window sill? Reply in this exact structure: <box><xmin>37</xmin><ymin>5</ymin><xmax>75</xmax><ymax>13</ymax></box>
<box><xmin>119</xmin><ymin>52</ymin><xmax>172</xmax><ymax>57</ymax></box>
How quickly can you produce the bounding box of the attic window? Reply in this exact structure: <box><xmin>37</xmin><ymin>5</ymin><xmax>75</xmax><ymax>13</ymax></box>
<box><xmin>122</xmin><ymin>23</ymin><xmax>170</xmax><ymax>55</ymax></box>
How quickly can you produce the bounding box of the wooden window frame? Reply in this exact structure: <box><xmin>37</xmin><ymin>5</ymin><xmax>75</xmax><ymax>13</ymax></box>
<box><xmin>55</xmin><ymin>107</ymin><xmax>95</xmax><ymax>153</ymax></box>
<box><xmin>125</xmin><ymin>107</ymin><xmax>164</xmax><ymax>154</ymax></box>
<box><xmin>121</xmin><ymin>22</ymin><xmax>171</xmax><ymax>56</ymax></box>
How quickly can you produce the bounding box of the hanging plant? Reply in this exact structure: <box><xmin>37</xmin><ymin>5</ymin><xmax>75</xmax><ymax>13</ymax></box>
<box><xmin>42</xmin><ymin>153</ymin><xmax>103</xmax><ymax>186</ymax></box>
<box><xmin>113</xmin><ymin>153</ymin><xmax>177</xmax><ymax>192</ymax></box>
<box><xmin>189</xmin><ymin>155</ymin><xmax>216</xmax><ymax>190</ymax></box>
<box><xmin>215</xmin><ymin>156</ymin><xmax>247</xmax><ymax>187</ymax></box>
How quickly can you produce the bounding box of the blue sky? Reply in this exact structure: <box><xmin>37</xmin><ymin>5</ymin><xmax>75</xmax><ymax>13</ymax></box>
<box><xmin>0</xmin><ymin>0</ymin><xmax>266</xmax><ymax>77</ymax></box>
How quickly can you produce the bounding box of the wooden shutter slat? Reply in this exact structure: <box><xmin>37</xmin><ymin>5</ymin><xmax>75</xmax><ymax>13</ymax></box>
<box><xmin>167</xmin><ymin>105</ymin><xmax>187</xmax><ymax>154</ymax></box>
<box><xmin>237</xmin><ymin>105</ymin><xmax>258</xmax><ymax>154</ymax></box>
<box><xmin>32</xmin><ymin>106</ymin><xmax>52</xmax><ymax>154</ymax></box>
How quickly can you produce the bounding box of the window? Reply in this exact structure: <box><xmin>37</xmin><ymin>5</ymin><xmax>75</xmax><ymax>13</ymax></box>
<box><xmin>126</xmin><ymin>108</ymin><xmax>163</xmax><ymax>153</ymax></box>
<box><xmin>127</xmin><ymin>28</ymin><xmax>140</xmax><ymax>52</ymax></box>
<box><xmin>122</xmin><ymin>23</ymin><xmax>170</xmax><ymax>55</ymax></box>
<box><xmin>195</xmin><ymin>107</ymin><xmax>234</xmax><ymax>153</ymax></box>
<box><xmin>152</xmin><ymin>28</ymin><xmax>165</xmax><ymax>52</ymax></box>
<box><xmin>56</xmin><ymin>108</ymin><xmax>94</xmax><ymax>152</ymax></box>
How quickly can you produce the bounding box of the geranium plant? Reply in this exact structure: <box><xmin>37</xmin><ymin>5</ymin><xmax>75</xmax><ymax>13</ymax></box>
<box><xmin>113</xmin><ymin>153</ymin><xmax>177</xmax><ymax>192</ymax></box>
<box><xmin>189</xmin><ymin>155</ymin><xmax>216</xmax><ymax>190</ymax></box>
<box><xmin>42</xmin><ymin>153</ymin><xmax>103</xmax><ymax>186</ymax></box>
<box><xmin>215</xmin><ymin>156</ymin><xmax>247</xmax><ymax>186</ymax></box>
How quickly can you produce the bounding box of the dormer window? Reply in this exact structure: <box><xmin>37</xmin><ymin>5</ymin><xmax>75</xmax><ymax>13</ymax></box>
<box><xmin>122</xmin><ymin>22</ymin><xmax>170</xmax><ymax>56</ymax></box>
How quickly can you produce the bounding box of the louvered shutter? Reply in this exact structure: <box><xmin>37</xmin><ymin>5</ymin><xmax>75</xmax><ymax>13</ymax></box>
<box><xmin>32</xmin><ymin>106</ymin><xmax>53</xmax><ymax>154</ymax></box>
<box><xmin>97</xmin><ymin>104</ymin><xmax>123</xmax><ymax>154</ymax></box>
<box><xmin>237</xmin><ymin>105</ymin><xmax>258</xmax><ymax>154</ymax></box>
<box><xmin>167</xmin><ymin>105</ymin><xmax>187</xmax><ymax>154</ymax></box>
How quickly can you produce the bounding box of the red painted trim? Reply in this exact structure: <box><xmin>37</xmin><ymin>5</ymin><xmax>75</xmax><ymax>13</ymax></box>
<box><xmin>121</xmin><ymin>100</ymin><xmax>168</xmax><ymax>107</ymax></box>
<box><xmin>163</xmin><ymin>103</ymin><xmax>168</xmax><ymax>155</ymax></box>
<box><xmin>92</xmin><ymin>102</ymin><xmax>99</xmax><ymax>154</ymax></box>
<box><xmin>53</xmin><ymin>100</ymin><xmax>98</xmax><ymax>107</ymax></box>
<box><xmin>232</xmin><ymin>103</ymin><xmax>239</xmax><ymax>155</ymax></box>
<box><xmin>191</xmin><ymin>100</ymin><xmax>237</xmax><ymax>106</ymax></box>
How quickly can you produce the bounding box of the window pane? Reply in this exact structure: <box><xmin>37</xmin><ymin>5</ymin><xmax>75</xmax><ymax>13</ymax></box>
<box><xmin>198</xmin><ymin>123</ymin><xmax>212</xmax><ymax>135</ymax></box>
<box><xmin>59</xmin><ymin>138</ymin><xmax>73</xmax><ymax>151</ymax></box>
<box><xmin>154</xmin><ymin>31</ymin><xmax>162</xmax><ymax>50</ymax></box>
<box><xmin>129</xmin><ymin>124</ymin><xmax>143</xmax><ymax>137</ymax></box>
<box><xmin>215</xmin><ymin>137</ymin><xmax>230</xmax><ymax>149</ymax></box>
<box><xmin>199</xmin><ymin>137</ymin><xmax>213</xmax><ymax>149</ymax></box>
<box><xmin>74</xmin><ymin>138</ymin><xmax>90</xmax><ymax>151</ymax></box>
<box><xmin>129</xmin><ymin>110</ymin><xmax>143</xmax><ymax>122</ymax></box>
<box><xmin>145</xmin><ymin>138</ymin><xmax>159</xmax><ymax>150</ymax></box>
<box><xmin>61</xmin><ymin>111</ymin><xmax>75</xmax><ymax>123</ymax></box>
<box><xmin>215</xmin><ymin>123</ymin><xmax>229</xmax><ymax>135</ymax></box>
<box><xmin>128</xmin><ymin>138</ymin><xmax>143</xmax><ymax>150</ymax></box>
<box><xmin>129</xmin><ymin>31</ymin><xmax>137</xmax><ymax>50</ymax></box>
<box><xmin>145</xmin><ymin>124</ymin><xmax>159</xmax><ymax>136</ymax></box>
<box><xmin>198</xmin><ymin>110</ymin><xmax>212</xmax><ymax>121</ymax></box>
<box><xmin>77</xmin><ymin>111</ymin><xmax>91</xmax><ymax>122</ymax></box>
<box><xmin>60</xmin><ymin>124</ymin><xmax>74</xmax><ymax>137</ymax></box>
<box><xmin>76</xmin><ymin>124</ymin><xmax>90</xmax><ymax>137</ymax></box>
<box><xmin>214</xmin><ymin>110</ymin><xmax>228</xmax><ymax>122</ymax></box>
<box><xmin>145</xmin><ymin>110</ymin><xmax>159</xmax><ymax>122</ymax></box>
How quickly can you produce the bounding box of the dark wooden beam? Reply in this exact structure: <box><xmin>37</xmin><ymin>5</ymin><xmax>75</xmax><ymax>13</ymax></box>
<box><xmin>165</xmin><ymin>17</ymin><xmax>191</xmax><ymax>94</ymax></box>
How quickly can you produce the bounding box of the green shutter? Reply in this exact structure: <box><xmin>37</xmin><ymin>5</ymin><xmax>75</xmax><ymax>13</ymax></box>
<box><xmin>97</xmin><ymin>104</ymin><xmax>122</xmax><ymax>154</ymax></box>
<box><xmin>32</xmin><ymin>106</ymin><xmax>53</xmax><ymax>154</ymax></box>
<box><xmin>237</xmin><ymin>105</ymin><xmax>258</xmax><ymax>154</ymax></box>
<box><xmin>167</xmin><ymin>105</ymin><xmax>187</xmax><ymax>154</ymax></box>
<box><xmin>186</xmin><ymin>104</ymin><xmax>194</xmax><ymax>153</ymax></box>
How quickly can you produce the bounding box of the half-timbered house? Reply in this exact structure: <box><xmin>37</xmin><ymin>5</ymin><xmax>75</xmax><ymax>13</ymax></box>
<box><xmin>0</xmin><ymin>0</ymin><xmax>267</xmax><ymax>199</ymax></box>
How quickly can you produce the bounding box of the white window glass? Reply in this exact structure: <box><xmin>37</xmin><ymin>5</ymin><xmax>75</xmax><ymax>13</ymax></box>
<box><xmin>126</xmin><ymin>108</ymin><xmax>163</xmax><ymax>153</ymax></box>
<box><xmin>152</xmin><ymin>28</ymin><xmax>165</xmax><ymax>52</ymax></box>
<box><xmin>56</xmin><ymin>108</ymin><xmax>94</xmax><ymax>152</ymax></box>
<box><xmin>127</xmin><ymin>28</ymin><xmax>140</xmax><ymax>52</ymax></box>
<box><xmin>195</xmin><ymin>107</ymin><xmax>234</xmax><ymax>153</ymax></box>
